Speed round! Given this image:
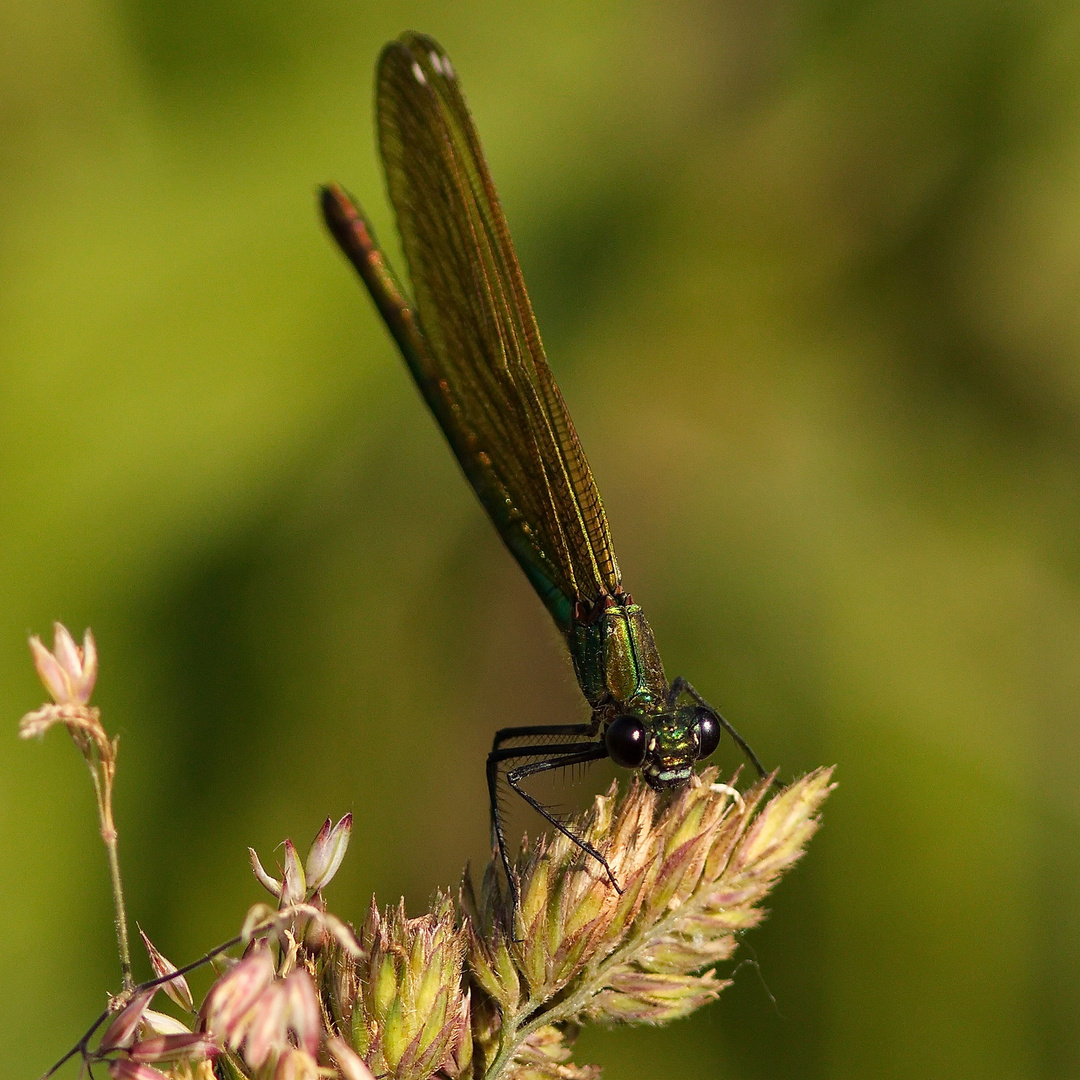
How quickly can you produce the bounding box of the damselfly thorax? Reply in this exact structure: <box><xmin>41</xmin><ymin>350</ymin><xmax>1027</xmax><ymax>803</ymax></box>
<box><xmin>570</xmin><ymin>590</ymin><xmax>726</xmax><ymax>790</ymax></box>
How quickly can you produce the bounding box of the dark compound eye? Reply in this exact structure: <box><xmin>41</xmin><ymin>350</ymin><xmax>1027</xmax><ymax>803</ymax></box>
<box><xmin>694</xmin><ymin>707</ymin><xmax>722</xmax><ymax>760</ymax></box>
<box><xmin>605</xmin><ymin>714</ymin><xmax>647</xmax><ymax>769</ymax></box>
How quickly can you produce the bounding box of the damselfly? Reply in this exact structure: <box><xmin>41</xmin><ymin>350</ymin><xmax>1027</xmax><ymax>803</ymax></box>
<box><xmin>321</xmin><ymin>31</ymin><xmax>766</xmax><ymax>902</ymax></box>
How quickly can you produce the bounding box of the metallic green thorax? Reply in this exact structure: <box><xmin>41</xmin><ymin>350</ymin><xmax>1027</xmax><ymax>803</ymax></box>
<box><xmin>569</xmin><ymin>600</ymin><xmax>667</xmax><ymax>714</ymax></box>
<box><xmin>570</xmin><ymin>597</ymin><xmax>703</xmax><ymax>788</ymax></box>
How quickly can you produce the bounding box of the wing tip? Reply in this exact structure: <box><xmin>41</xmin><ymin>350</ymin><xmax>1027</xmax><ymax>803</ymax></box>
<box><xmin>382</xmin><ymin>31</ymin><xmax>455</xmax><ymax>86</ymax></box>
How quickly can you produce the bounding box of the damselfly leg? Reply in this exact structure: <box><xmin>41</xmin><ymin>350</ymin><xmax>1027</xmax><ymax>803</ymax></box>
<box><xmin>487</xmin><ymin>724</ymin><xmax>615</xmax><ymax>923</ymax></box>
<box><xmin>667</xmin><ymin>676</ymin><xmax>768</xmax><ymax>778</ymax></box>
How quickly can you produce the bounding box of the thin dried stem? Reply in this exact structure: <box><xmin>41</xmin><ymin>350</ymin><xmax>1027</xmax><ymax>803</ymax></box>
<box><xmin>21</xmin><ymin>624</ymin><xmax>135</xmax><ymax>992</ymax></box>
<box><xmin>87</xmin><ymin>738</ymin><xmax>133</xmax><ymax>991</ymax></box>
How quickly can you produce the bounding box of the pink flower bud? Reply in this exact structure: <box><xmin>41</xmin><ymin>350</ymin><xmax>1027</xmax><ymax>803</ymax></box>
<box><xmin>99</xmin><ymin>989</ymin><xmax>156</xmax><ymax>1053</ymax></box>
<box><xmin>201</xmin><ymin>947</ymin><xmax>276</xmax><ymax>1042</ymax></box>
<box><xmin>305</xmin><ymin>814</ymin><xmax>352</xmax><ymax>893</ymax></box>
<box><xmin>29</xmin><ymin>623</ymin><xmax>97</xmax><ymax>706</ymax></box>
<box><xmin>107</xmin><ymin>1060</ymin><xmax>169</xmax><ymax>1080</ymax></box>
<box><xmin>138</xmin><ymin>927</ymin><xmax>193</xmax><ymax>1012</ymax></box>
<box><xmin>242</xmin><ymin>981</ymin><xmax>289</xmax><ymax>1068</ymax></box>
<box><xmin>281</xmin><ymin>840</ymin><xmax>306</xmax><ymax>907</ymax></box>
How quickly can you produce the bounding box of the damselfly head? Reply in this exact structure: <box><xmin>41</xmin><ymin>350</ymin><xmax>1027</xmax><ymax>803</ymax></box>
<box><xmin>605</xmin><ymin>705</ymin><xmax>723</xmax><ymax>790</ymax></box>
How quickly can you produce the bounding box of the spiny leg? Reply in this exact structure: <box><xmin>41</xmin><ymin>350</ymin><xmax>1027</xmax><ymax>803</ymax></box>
<box><xmin>488</xmin><ymin>722</ymin><xmax>601</xmax><ymax>885</ymax></box>
<box><xmin>488</xmin><ymin>723</ymin><xmax>600</xmax><ymax>881</ymax></box>
<box><xmin>488</xmin><ymin>738</ymin><xmax>601</xmax><ymax>914</ymax></box>
<box><xmin>491</xmin><ymin>720</ymin><xmax>600</xmax><ymax>756</ymax></box>
<box><xmin>668</xmin><ymin>675</ymin><xmax>768</xmax><ymax>777</ymax></box>
<box><xmin>505</xmin><ymin>745</ymin><xmax>620</xmax><ymax>889</ymax></box>
<box><xmin>486</xmin><ymin>739</ymin><xmax>612</xmax><ymax>923</ymax></box>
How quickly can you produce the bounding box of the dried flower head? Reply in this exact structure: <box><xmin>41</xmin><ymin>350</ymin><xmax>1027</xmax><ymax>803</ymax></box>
<box><xmin>20</xmin><ymin>623</ymin><xmax>108</xmax><ymax>750</ymax></box>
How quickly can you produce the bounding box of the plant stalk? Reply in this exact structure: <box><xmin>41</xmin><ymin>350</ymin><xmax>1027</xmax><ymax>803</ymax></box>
<box><xmin>86</xmin><ymin>746</ymin><xmax>133</xmax><ymax>992</ymax></box>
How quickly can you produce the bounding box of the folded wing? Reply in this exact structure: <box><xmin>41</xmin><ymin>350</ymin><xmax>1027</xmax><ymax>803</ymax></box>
<box><xmin>376</xmin><ymin>32</ymin><xmax>621</xmax><ymax>632</ymax></box>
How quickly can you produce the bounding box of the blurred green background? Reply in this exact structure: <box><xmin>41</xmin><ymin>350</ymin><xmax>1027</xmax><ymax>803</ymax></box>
<box><xmin>3</xmin><ymin>0</ymin><xmax>1078</xmax><ymax>1076</ymax></box>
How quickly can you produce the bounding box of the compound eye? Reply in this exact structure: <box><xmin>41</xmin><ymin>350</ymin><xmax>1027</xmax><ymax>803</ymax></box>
<box><xmin>694</xmin><ymin>707</ymin><xmax>722</xmax><ymax>760</ymax></box>
<box><xmin>605</xmin><ymin>714</ymin><xmax>648</xmax><ymax>769</ymax></box>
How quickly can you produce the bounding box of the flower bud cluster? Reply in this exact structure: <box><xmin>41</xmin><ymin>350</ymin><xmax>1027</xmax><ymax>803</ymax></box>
<box><xmin>250</xmin><ymin>815</ymin><xmax>353</xmax><ymax>905</ymax></box>
<box><xmin>463</xmin><ymin>767</ymin><xmax>835</xmax><ymax>1075</ymax></box>
<box><xmin>200</xmin><ymin>946</ymin><xmax>322</xmax><ymax>1080</ymax></box>
<box><xmin>463</xmin><ymin>778</ymin><xmax>657</xmax><ymax>1016</ymax></box>
<box><xmin>327</xmin><ymin>893</ymin><xmax>471</xmax><ymax>1080</ymax></box>
<box><xmin>97</xmin><ymin>982</ymin><xmax>218</xmax><ymax>1080</ymax></box>
<box><xmin>599</xmin><ymin>766</ymin><xmax>832</xmax><ymax>1023</ymax></box>
<box><xmin>95</xmin><ymin>770</ymin><xmax>829</xmax><ymax>1080</ymax></box>
<box><xmin>122</xmin><ymin>818</ymin><xmax>360</xmax><ymax>1080</ymax></box>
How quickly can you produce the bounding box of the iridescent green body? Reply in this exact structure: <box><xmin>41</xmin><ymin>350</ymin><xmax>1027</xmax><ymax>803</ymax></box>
<box><xmin>322</xmin><ymin>32</ymin><xmax>764</xmax><ymax>895</ymax></box>
<box><xmin>570</xmin><ymin>600</ymin><xmax>701</xmax><ymax>785</ymax></box>
<box><xmin>572</xmin><ymin>601</ymin><xmax>666</xmax><ymax>711</ymax></box>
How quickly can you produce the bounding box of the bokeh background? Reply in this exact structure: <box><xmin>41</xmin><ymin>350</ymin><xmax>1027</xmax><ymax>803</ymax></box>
<box><xmin>3</xmin><ymin>0</ymin><xmax>1079</xmax><ymax>1076</ymax></box>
